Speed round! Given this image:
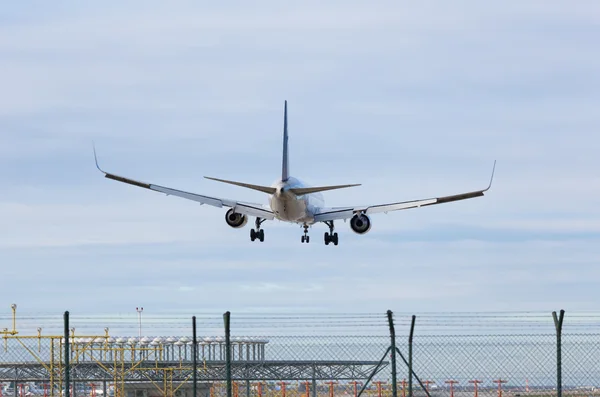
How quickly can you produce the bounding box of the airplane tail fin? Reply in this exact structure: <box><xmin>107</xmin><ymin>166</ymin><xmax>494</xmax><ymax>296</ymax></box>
<box><xmin>282</xmin><ymin>100</ymin><xmax>290</xmax><ymax>182</ymax></box>
<box><xmin>204</xmin><ymin>176</ymin><xmax>276</xmax><ymax>195</ymax></box>
<box><xmin>288</xmin><ymin>184</ymin><xmax>361</xmax><ymax>195</ymax></box>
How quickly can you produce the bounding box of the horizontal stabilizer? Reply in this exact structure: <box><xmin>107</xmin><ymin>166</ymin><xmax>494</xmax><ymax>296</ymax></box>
<box><xmin>288</xmin><ymin>184</ymin><xmax>361</xmax><ymax>195</ymax></box>
<box><xmin>204</xmin><ymin>176</ymin><xmax>277</xmax><ymax>195</ymax></box>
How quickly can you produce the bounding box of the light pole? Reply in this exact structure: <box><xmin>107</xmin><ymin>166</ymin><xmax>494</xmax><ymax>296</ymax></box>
<box><xmin>136</xmin><ymin>307</ymin><xmax>143</xmax><ymax>339</ymax></box>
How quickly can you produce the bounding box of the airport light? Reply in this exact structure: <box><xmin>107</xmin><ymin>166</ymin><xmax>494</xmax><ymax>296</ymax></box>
<box><xmin>11</xmin><ymin>304</ymin><xmax>17</xmax><ymax>335</ymax></box>
<box><xmin>493</xmin><ymin>379</ymin><xmax>508</xmax><ymax>397</ymax></box>
<box><xmin>325</xmin><ymin>381</ymin><xmax>338</xmax><ymax>397</ymax></box>
<box><xmin>255</xmin><ymin>382</ymin><xmax>266</xmax><ymax>397</ymax></box>
<box><xmin>423</xmin><ymin>381</ymin><xmax>435</xmax><ymax>394</ymax></box>
<box><xmin>373</xmin><ymin>381</ymin><xmax>386</xmax><ymax>397</ymax></box>
<box><xmin>279</xmin><ymin>382</ymin><xmax>290</xmax><ymax>397</ymax></box>
<box><xmin>469</xmin><ymin>380</ymin><xmax>482</xmax><ymax>397</ymax></box>
<box><xmin>445</xmin><ymin>380</ymin><xmax>458</xmax><ymax>397</ymax></box>
<box><xmin>136</xmin><ymin>307</ymin><xmax>143</xmax><ymax>339</ymax></box>
<box><xmin>349</xmin><ymin>381</ymin><xmax>362</xmax><ymax>397</ymax></box>
<box><xmin>400</xmin><ymin>379</ymin><xmax>407</xmax><ymax>397</ymax></box>
<box><xmin>301</xmin><ymin>381</ymin><xmax>311</xmax><ymax>397</ymax></box>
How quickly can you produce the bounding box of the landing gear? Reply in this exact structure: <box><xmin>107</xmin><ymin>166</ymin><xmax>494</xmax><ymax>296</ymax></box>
<box><xmin>324</xmin><ymin>221</ymin><xmax>338</xmax><ymax>246</ymax></box>
<box><xmin>250</xmin><ymin>218</ymin><xmax>265</xmax><ymax>242</ymax></box>
<box><xmin>301</xmin><ymin>224</ymin><xmax>310</xmax><ymax>243</ymax></box>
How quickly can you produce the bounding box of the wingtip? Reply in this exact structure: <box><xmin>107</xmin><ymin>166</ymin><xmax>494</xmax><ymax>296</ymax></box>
<box><xmin>485</xmin><ymin>160</ymin><xmax>497</xmax><ymax>191</ymax></box>
<box><xmin>92</xmin><ymin>141</ymin><xmax>106</xmax><ymax>174</ymax></box>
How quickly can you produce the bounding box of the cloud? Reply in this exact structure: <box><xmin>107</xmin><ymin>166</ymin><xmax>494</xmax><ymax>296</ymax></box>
<box><xmin>0</xmin><ymin>0</ymin><xmax>598</xmax><ymax>324</ymax></box>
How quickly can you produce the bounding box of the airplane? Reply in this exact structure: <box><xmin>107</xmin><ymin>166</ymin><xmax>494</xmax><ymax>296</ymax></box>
<box><xmin>93</xmin><ymin>100</ymin><xmax>496</xmax><ymax>245</ymax></box>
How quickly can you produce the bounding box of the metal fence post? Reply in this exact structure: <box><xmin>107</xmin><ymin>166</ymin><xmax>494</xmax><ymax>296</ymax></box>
<box><xmin>408</xmin><ymin>315</ymin><xmax>415</xmax><ymax>397</ymax></box>
<box><xmin>193</xmin><ymin>316</ymin><xmax>198</xmax><ymax>397</ymax></box>
<box><xmin>552</xmin><ymin>310</ymin><xmax>565</xmax><ymax>397</ymax></box>
<box><xmin>64</xmin><ymin>311</ymin><xmax>70</xmax><ymax>397</ymax></box>
<box><xmin>224</xmin><ymin>311</ymin><xmax>232</xmax><ymax>397</ymax></box>
<box><xmin>312</xmin><ymin>363</ymin><xmax>317</xmax><ymax>397</ymax></box>
<box><xmin>387</xmin><ymin>310</ymin><xmax>397</xmax><ymax>397</ymax></box>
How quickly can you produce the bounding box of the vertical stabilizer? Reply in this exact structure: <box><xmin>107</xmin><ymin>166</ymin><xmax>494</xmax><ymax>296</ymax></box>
<box><xmin>282</xmin><ymin>100</ymin><xmax>290</xmax><ymax>181</ymax></box>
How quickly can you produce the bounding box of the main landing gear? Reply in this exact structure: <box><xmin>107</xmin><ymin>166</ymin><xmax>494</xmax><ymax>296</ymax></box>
<box><xmin>250</xmin><ymin>218</ymin><xmax>265</xmax><ymax>242</ymax></box>
<box><xmin>324</xmin><ymin>221</ymin><xmax>338</xmax><ymax>246</ymax></box>
<box><xmin>301</xmin><ymin>224</ymin><xmax>310</xmax><ymax>243</ymax></box>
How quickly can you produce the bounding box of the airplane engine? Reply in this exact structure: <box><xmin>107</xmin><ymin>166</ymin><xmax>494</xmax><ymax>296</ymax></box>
<box><xmin>225</xmin><ymin>209</ymin><xmax>248</xmax><ymax>228</ymax></box>
<box><xmin>350</xmin><ymin>213</ymin><xmax>372</xmax><ymax>234</ymax></box>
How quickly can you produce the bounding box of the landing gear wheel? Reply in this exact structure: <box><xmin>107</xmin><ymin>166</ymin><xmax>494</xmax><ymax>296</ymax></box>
<box><xmin>324</xmin><ymin>221</ymin><xmax>338</xmax><ymax>246</ymax></box>
<box><xmin>301</xmin><ymin>223</ymin><xmax>310</xmax><ymax>243</ymax></box>
<box><xmin>250</xmin><ymin>217</ymin><xmax>265</xmax><ymax>242</ymax></box>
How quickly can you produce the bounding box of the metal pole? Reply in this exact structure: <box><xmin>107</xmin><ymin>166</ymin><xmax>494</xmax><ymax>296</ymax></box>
<box><xmin>387</xmin><ymin>310</ymin><xmax>397</xmax><ymax>397</ymax></box>
<box><xmin>64</xmin><ymin>311</ymin><xmax>70</xmax><ymax>397</ymax></box>
<box><xmin>193</xmin><ymin>316</ymin><xmax>198</xmax><ymax>397</ymax></box>
<box><xmin>394</xmin><ymin>348</ymin><xmax>431</xmax><ymax>397</ymax></box>
<box><xmin>224</xmin><ymin>311</ymin><xmax>232</xmax><ymax>397</ymax></box>
<box><xmin>408</xmin><ymin>315</ymin><xmax>415</xmax><ymax>397</ymax></box>
<box><xmin>553</xmin><ymin>310</ymin><xmax>565</xmax><ymax>397</ymax></box>
<box><xmin>356</xmin><ymin>347</ymin><xmax>392</xmax><ymax>397</ymax></box>
<box><xmin>136</xmin><ymin>307</ymin><xmax>143</xmax><ymax>339</ymax></box>
<box><xmin>312</xmin><ymin>364</ymin><xmax>317</xmax><ymax>397</ymax></box>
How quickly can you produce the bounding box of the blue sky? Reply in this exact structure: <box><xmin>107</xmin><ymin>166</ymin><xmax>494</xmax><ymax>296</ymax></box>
<box><xmin>0</xmin><ymin>1</ymin><xmax>599</xmax><ymax>319</ymax></box>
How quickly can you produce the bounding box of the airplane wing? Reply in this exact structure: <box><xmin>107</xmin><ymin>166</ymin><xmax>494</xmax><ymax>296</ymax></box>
<box><xmin>313</xmin><ymin>161</ymin><xmax>496</xmax><ymax>223</ymax></box>
<box><xmin>93</xmin><ymin>146</ymin><xmax>275</xmax><ymax>220</ymax></box>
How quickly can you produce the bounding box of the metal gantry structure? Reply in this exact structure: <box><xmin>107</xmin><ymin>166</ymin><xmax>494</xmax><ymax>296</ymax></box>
<box><xmin>0</xmin><ymin>307</ymin><xmax>386</xmax><ymax>397</ymax></box>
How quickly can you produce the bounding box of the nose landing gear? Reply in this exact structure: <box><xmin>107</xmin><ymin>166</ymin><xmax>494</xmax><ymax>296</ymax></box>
<box><xmin>250</xmin><ymin>217</ymin><xmax>265</xmax><ymax>242</ymax></box>
<box><xmin>324</xmin><ymin>221</ymin><xmax>338</xmax><ymax>246</ymax></box>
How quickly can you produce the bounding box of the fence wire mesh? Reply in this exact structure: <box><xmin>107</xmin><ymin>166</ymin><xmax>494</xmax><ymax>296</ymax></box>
<box><xmin>1</xmin><ymin>310</ymin><xmax>599</xmax><ymax>397</ymax></box>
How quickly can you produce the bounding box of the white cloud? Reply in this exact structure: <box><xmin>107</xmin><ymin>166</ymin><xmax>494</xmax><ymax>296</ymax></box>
<box><xmin>0</xmin><ymin>0</ymin><xmax>598</xmax><ymax>322</ymax></box>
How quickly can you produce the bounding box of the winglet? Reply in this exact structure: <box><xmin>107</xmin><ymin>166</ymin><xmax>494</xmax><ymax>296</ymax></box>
<box><xmin>484</xmin><ymin>160</ymin><xmax>496</xmax><ymax>192</ymax></box>
<box><xmin>92</xmin><ymin>141</ymin><xmax>106</xmax><ymax>174</ymax></box>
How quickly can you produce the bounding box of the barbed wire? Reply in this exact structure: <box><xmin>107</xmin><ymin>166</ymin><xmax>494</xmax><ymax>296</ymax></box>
<box><xmin>3</xmin><ymin>311</ymin><xmax>596</xmax><ymax>338</ymax></box>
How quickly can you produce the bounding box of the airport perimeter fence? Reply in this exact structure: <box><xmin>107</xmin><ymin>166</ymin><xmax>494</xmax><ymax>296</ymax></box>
<box><xmin>1</xmin><ymin>308</ymin><xmax>600</xmax><ymax>397</ymax></box>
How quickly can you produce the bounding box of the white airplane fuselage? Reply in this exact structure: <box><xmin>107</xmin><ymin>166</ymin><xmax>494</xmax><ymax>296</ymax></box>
<box><xmin>269</xmin><ymin>176</ymin><xmax>324</xmax><ymax>224</ymax></box>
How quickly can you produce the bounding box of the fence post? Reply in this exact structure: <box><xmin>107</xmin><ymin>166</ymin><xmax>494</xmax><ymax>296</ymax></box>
<box><xmin>64</xmin><ymin>311</ymin><xmax>70</xmax><ymax>397</ymax></box>
<box><xmin>387</xmin><ymin>310</ymin><xmax>397</xmax><ymax>397</ymax></box>
<box><xmin>193</xmin><ymin>316</ymin><xmax>198</xmax><ymax>397</ymax></box>
<box><xmin>224</xmin><ymin>311</ymin><xmax>232</xmax><ymax>397</ymax></box>
<box><xmin>408</xmin><ymin>315</ymin><xmax>415</xmax><ymax>397</ymax></box>
<box><xmin>312</xmin><ymin>364</ymin><xmax>317</xmax><ymax>397</ymax></box>
<box><xmin>552</xmin><ymin>310</ymin><xmax>565</xmax><ymax>397</ymax></box>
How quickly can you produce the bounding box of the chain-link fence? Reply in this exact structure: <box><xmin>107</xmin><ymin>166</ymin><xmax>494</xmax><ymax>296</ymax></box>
<box><xmin>1</xmin><ymin>309</ymin><xmax>599</xmax><ymax>397</ymax></box>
